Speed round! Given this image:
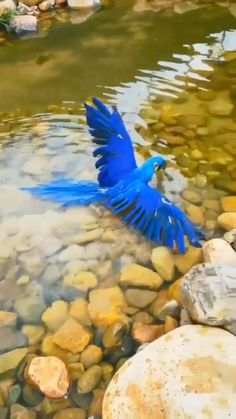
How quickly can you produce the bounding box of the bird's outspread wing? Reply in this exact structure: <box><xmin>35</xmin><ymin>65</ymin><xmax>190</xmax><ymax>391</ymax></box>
<box><xmin>106</xmin><ymin>178</ymin><xmax>203</xmax><ymax>253</ymax></box>
<box><xmin>85</xmin><ymin>97</ymin><xmax>137</xmax><ymax>188</ymax></box>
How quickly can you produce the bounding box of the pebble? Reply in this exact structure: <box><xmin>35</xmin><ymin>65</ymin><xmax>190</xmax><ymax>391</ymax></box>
<box><xmin>218</xmin><ymin>212</ymin><xmax>236</xmax><ymax>230</ymax></box>
<box><xmin>69</xmin><ymin>299</ymin><xmax>92</xmax><ymax>326</ymax></box>
<box><xmin>168</xmin><ymin>277</ymin><xmax>184</xmax><ymax>305</ymax></box>
<box><xmin>22</xmin><ymin>325</ymin><xmax>45</xmax><ymax>345</ymax></box>
<box><xmin>53</xmin><ymin>318</ymin><xmax>92</xmax><ymax>353</ymax></box>
<box><xmin>182</xmin><ymin>189</ymin><xmax>202</xmax><ymax>205</ymax></box>
<box><xmin>14</xmin><ymin>297</ymin><xmax>46</xmax><ymax>324</ymax></box>
<box><xmin>173</xmin><ymin>246</ymin><xmax>202</xmax><ymax>274</ymax></box>
<box><xmin>16</xmin><ymin>275</ymin><xmax>30</xmax><ymax>286</ymax></box>
<box><xmin>120</xmin><ymin>264</ymin><xmax>163</xmax><ymax>289</ymax></box>
<box><xmin>202</xmin><ymin>199</ymin><xmax>220</xmax><ymax>212</ymax></box>
<box><xmin>0</xmin><ymin>348</ymin><xmax>28</xmax><ymax>375</ymax></box>
<box><xmin>203</xmin><ymin>238</ymin><xmax>236</xmax><ymax>264</ymax></box>
<box><xmin>68</xmin><ymin>362</ymin><xmax>84</xmax><ymax>380</ymax></box>
<box><xmin>22</xmin><ymin>384</ymin><xmax>44</xmax><ymax>406</ymax></box>
<box><xmin>25</xmin><ymin>356</ymin><xmax>70</xmax><ymax>399</ymax></box>
<box><xmin>42</xmin><ymin>300</ymin><xmax>68</xmax><ymax>332</ymax></box>
<box><xmin>208</xmin><ymin>97</ymin><xmax>234</xmax><ymax>116</ymax></box>
<box><xmin>10</xmin><ymin>404</ymin><xmax>36</xmax><ymax>419</ymax></box>
<box><xmin>58</xmin><ymin>245</ymin><xmax>85</xmax><ymax>262</ymax></box>
<box><xmin>125</xmin><ymin>289</ymin><xmax>157</xmax><ymax>309</ymax></box>
<box><xmin>18</xmin><ymin>249</ymin><xmax>45</xmax><ymax>277</ymax></box>
<box><xmin>0</xmin><ymin>311</ymin><xmax>17</xmax><ymax>327</ymax></box>
<box><xmin>38</xmin><ymin>0</ymin><xmax>55</xmax><ymax>10</ymax></box>
<box><xmin>221</xmin><ymin>196</ymin><xmax>236</xmax><ymax>212</ymax></box>
<box><xmin>89</xmin><ymin>287</ymin><xmax>127</xmax><ymax>328</ymax></box>
<box><xmin>133</xmin><ymin>311</ymin><xmax>154</xmax><ymax>324</ymax></box>
<box><xmin>186</xmin><ymin>204</ymin><xmax>204</xmax><ymax>225</ymax></box>
<box><xmin>89</xmin><ymin>388</ymin><xmax>105</xmax><ymax>417</ymax></box>
<box><xmin>80</xmin><ymin>345</ymin><xmax>103</xmax><ymax>368</ymax></box>
<box><xmin>151</xmin><ymin>247</ymin><xmax>175</xmax><ymax>280</ymax></box>
<box><xmin>64</xmin><ymin>271</ymin><xmax>97</xmax><ymax>292</ymax></box>
<box><xmin>8</xmin><ymin>384</ymin><xmax>21</xmax><ymax>405</ymax></box>
<box><xmin>73</xmin><ymin>228</ymin><xmax>103</xmax><ymax>245</ymax></box>
<box><xmin>102</xmin><ymin>322</ymin><xmax>126</xmax><ymax>349</ymax></box>
<box><xmin>132</xmin><ymin>323</ymin><xmax>164</xmax><ymax>344</ymax></box>
<box><xmin>164</xmin><ymin>315</ymin><xmax>178</xmax><ymax>333</ymax></box>
<box><xmin>53</xmin><ymin>408</ymin><xmax>86</xmax><ymax>419</ymax></box>
<box><xmin>149</xmin><ymin>290</ymin><xmax>169</xmax><ymax>319</ymax></box>
<box><xmin>77</xmin><ymin>365</ymin><xmax>102</xmax><ymax>394</ymax></box>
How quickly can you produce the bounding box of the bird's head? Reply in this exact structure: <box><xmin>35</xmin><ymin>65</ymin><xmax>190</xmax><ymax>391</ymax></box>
<box><xmin>140</xmin><ymin>156</ymin><xmax>166</xmax><ymax>181</ymax></box>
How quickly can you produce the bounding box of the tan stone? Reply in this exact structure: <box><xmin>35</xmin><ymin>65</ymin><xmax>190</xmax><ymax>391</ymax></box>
<box><xmin>89</xmin><ymin>287</ymin><xmax>127</xmax><ymax>328</ymax></box>
<box><xmin>69</xmin><ymin>299</ymin><xmax>92</xmax><ymax>326</ymax></box>
<box><xmin>203</xmin><ymin>239</ymin><xmax>236</xmax><ymax>264</ymax></box>
<box><xmin>173</xmin><ymin>246</ymin><xmax>202</xmax><ymax>274</ymax></box>
<box><xmin>151</xmin><ymin>247</ymin><xmax>175</xmax><ymax>280</ymax></box>
<box><xmin>218</xmin><ymin>212</ymin><xmax>236</xmax><ymax>231</ymax></box>
<box><xmin>64</xmin><ymin>271</ymin><xmax>97</xmax><ymax>292</ymax></box>
<box><xmin>41</xmin><ymin>335</ymin><xmax>70</xmax><ymax>362</ymax></box>
<box><xmin>80</xmin><ymin>345</ymin><xmax>103</xmax><ymax>368</ymax></box>
<box><xmin>132</xmin><ymin>323</ymin><xmax>164</xmax><ymax>344</ymax></box>
<box><xmin>120</xmin><ymin>264</ymin><xmax>163</xmax><ymax>289</ymax></box>
<box><xmin>42</xmin><ymin>301</ymin><xmax>68</xmax><ymax>332</ymax></box>
<box><xmin>168</xmin><ymin>277</ymin><xmax>184</xmax><ymax>305</ymax></box>
<box><xmin>0</xmin><ymin>311</ymin><xmax>17</xmax><ymax>327</ymax></box>
<box><xmin>164</xmin><ymin>315</ymin><xmax>178</xmax><ymax>333</ymax></box>
<box><xmin>26</xmin><ymin>356</ymin><xmax>70</xmax><ymax>399</ymax></box>
<box><xmin>186</xmin><ymin>204</ymin><xmax>204</xmax><ymax>225</ymax></box>
<box><xmin>22</xmin><ymin>326</ymin><xmax>45</xmax><ymax>345</ymax></box>
<box><xmin>221</xmin><ymin>196</ymin><xmax>236</xmax><ymax>212</ymax></box>
<box><xmin>53</xmin><ymin>318</ymin><xmax>91</xmax><ymax>353</ymax></box>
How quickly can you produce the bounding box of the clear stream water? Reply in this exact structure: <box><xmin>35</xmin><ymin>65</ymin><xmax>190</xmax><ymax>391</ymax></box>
<box><xmin>0</xmin><ymin>1</ymin><xmax>235</xmax><ymax>417</ymax></box>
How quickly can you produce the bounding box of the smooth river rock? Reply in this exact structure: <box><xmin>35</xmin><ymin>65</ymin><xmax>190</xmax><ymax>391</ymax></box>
<box><xmin>181</xmin><ymin>263</ymin><xmax>236</xmax><ymax>334</ymax></box>
<box><xmin>103</xmin><ymin>325</ymin><xmax>236</xmax><ymax>419</ymax></box>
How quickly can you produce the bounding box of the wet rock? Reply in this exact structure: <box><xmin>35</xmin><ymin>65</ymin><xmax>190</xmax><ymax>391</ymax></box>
<box><xmin>68</xmin><ymin>362</ymin><xmax>84</xmax><ymax>380</ymax></box>
<box><xmin>125</xmin><ymin>289</ymin><xmax>157</xmax><ymax>309</ymax></box>
<box><xmin>68</xmin><ymin>0</ymin><xmax>100</xmax><ymax>10</ymax></box>
<box><xmin>58</xmin><ymin>245</ymin><xmax>85</xmax><ymax>262</ymax></box>
<box><xmin>11</xmin><ymin>14</ymin><xmax>37</xmax><ymax>34</ymax></box>
<box><xmin>182</xmin><ymin>263</ymin><xmax>236</xmax><ymax>334</ymax></box>
<box><xmin>40</xmin><ymin>236</ymin><xmax>63</xmax><ymax>257</ymax></box>
<box><xmin>53</xmin><ymin>318</ymin><xmax>92</xmax><ymax>353</ymax></box>
<box><xmin>202</xmin><ymin>199</ymin><xmax>220</xmax><ymax>212</ymax></box>
<box><xmin>0</xmin><ymin>348</ymin><xmax>27</xmax><ymax>375</ymax></box>
<box><xmin>149</xmin><ymin>290</ymin><xmax>169</xmax><ymax>319</ymax></box>
<box><xmin>168</xmin><ymin>277</ymin><xmax>184</xmax><ymax>305</ymax></box>
<box><xmin>156</xmin><ymin>300</ymin><xmax>180</xmax><ymax>321</ymax></box>
<box><xmin>218</xmin><ymin>212</ymin><xmax>236</xmax><ymax>230</ymax></box>
<box><xmin>14</xmin><ymin>297</ymin><xmax>46</xmax><ymax>324</ymax></box>
<box><xmin>18</xmin><ymin>249</ymin><xmax>45</xmax><ymax>277</ymax></box>
<box><xmin>38</xmin><ymin>0</ymin><xmax>54</xmax><ymax>10</ymax></box>
<box><xmin>173</xmin><ymin>246</ymin><xmax>202</xmax><ymax>274</ymax></box>
<box><xmin>120</xmin><ymin>264</ymin><xmax>163</xmax><ymax>289</ymax></box>
<box><xmin>41</xmin><ymin>335</ymin><xmax>69</xmax><ymax>361</ymax></box>
<box><xmin>70</xmin><ymin>389</ymin><xmax>92</xmax><ymax>409</ymax></box>
<box><xmin>224</xmin><ymin>229</ymin><xmax>236</xmax><ymax>251</ymax></box>
<box><xmin>208</xmin><ymin>97</ymin><xmax>234</xmax><ymax>116</ymax></box>
<box><xmin>164</xmin><ymin>315</ymin><xmax>178</xmax><ymax>333</ymax></box>
<box><xmin>8</xmin><ymin>384</ymin><xmax>21</xmax><ymax>405</ymax></box>
<box><xmin>77</xmin><ymin>365</ymin><xmax>102</xmax><ymax>394</ymax></box>
<box><xmin>80</xmin><ymin>345</ymin><xmax>102</xmax><ymax>368</ymax></box>
<box><xmin>53</xmin><ymin>408</ymin><xmax>86</xmax><ymax>419</ymax></box>
<box><xmin>62</xmin><ymin>287</ymin><xmax>86</xmax><ymax>303</ymax></box>
<box><xmin>22</xmin><ymin>384</ymin><xmax>44</xmax><ymax>406</ymax></box>
<box><xmin>151</xmin><ymin>247</ymin><xmax>175</xmax><ymax>280</ymax></box>
<box><xmin>89</xmin><ymin>287</ymin><xmax>127</xmax><ymax>328</ymax></box>
<box><xmin>186</xmin><ymin>204</ymin><xmax>204</xmax><ymax>225</ymax></box>
<box><xmin>102</xmin><ymin>322</ymin><xmax>126</xmax><ymax>349</ymax></box>
<box><xmin>22</xmin><ymin>325</ymin><xmax>45</xmax><ymax>345</ymax></box>
<box><xmin>10</xmin><ymin>404</ymin><xmax>36</xmax><ymax>419</ymax></box>
<box><xmin>69</xmin><ymin>299</ymin><xmax>92</xmax><ymax>327</ymax></box>
<box><xmin>103</xmin><ymin>325</ymin><xmax>236</xmax><ymax>419</ymax></box>
<box><xmin>132</xmin><ymin>323</ymin><xmax>164</xmax><ymax>344</ymax></box>
<box><xmin>42</xmin><ymin>300</ymin><xmax>68</xmax><ymax>332</ymax></box>
<box><xmin>133</xmin><ymin>311</ymin><xmax>153</xmax><ymax>324</ymax></box>
<box><xmin>63</xmin><ymin>271</ymin><xmax>97</xmax><ymax>292</ymax></box>
<box><xmin>25</xmin><ymin>356</ymin><xmax>70</xmax><ymax>399</ymax></box>
<box><xmin>182</xmin><ymin>189</ymin><xmax>201</xmax><ymax>205</ymax></box>
<box><xmin>101</xmin><ymin>363</ymin><xmax>114</xmax><ymax>386</ymax></box>
<box><xmin>221</xmin><ymin>196</ymin><xmax>236</xmax><ymax>212</ymax></box>
<box><xmin>72</xmin><ymin>228</ymin><xmax>103</xmax><ymax>245</ymax></box>
<box><xmin>0</xmin><ymin>311</ymin><xmax>17</xmax><ymax>327</ymax></box>
<box><xmin>41</xmin><ymin>398</ymin><xmax>70</xmax><ymax>415</ymax></box>
<box><xmin>89</xmin><ymin>388</ymin><xmax>105</xmax><ymax>417</ymax></box>
<box><xmin>0</xmin><ymin>327</ymin><xmax>28</xmax><ymax>353</ymax></box>
<box><xmin>203</xmin><ymin>239</ymin><xmax>236</xmax><ymax>264</ymax></box>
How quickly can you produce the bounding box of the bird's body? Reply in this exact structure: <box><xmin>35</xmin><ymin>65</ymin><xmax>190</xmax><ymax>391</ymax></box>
<box><xmin>23</xmin><ymin>97</ymin><xmax>203</xmax><ymax>253</ymax></box>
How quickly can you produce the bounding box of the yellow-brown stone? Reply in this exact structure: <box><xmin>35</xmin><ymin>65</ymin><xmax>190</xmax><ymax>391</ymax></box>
<box><xmin>53</xmin><ymin>318</ymin><xmax>92</xmax><ymax>353</ymax></box>
<box><xmin>88</xmin><ymin>287</ymin><xmax>127</xmax><ymax>328</ymax></box>
<box><xmin>120</xmin><ymin>264</ymin><xmax>163</xmax><ymax>289</ymax></box>
<box><xmin>221</xmin><ymin>196</ymin><xmax>236</xmax><ymax>212</ymax></box>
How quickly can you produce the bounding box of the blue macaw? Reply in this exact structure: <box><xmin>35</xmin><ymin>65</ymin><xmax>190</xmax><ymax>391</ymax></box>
<box><xmin>23</xmin><ymin>97</ymin><xmax>203</xmax><ymax>253</ymax></box>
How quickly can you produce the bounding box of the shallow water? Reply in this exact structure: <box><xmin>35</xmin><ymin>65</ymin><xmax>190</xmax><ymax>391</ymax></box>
<box><xmin>0</xmin><ymin>1</ymin><xmax>235</xmax><ymax>417</ymax></box>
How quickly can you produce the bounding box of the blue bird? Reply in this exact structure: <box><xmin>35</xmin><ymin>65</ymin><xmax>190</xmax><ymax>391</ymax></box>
<box><xmin>23</xmin><ymin>97</ymin><xmax>203</xmax><ymax>253</ymax></box>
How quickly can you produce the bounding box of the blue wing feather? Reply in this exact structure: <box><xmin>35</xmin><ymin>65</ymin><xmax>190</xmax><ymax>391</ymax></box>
<box><xmin>85</xmin><ymin>98</ymin><xmax>137</xmax><ymax>187</ymax></box>
<box><xmin>106</xmin><ymin>179</ymin><xmax>202</xmax><ymax>253</ymax></box>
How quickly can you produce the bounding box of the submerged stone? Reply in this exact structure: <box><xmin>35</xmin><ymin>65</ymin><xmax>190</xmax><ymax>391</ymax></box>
<box><xmin>89</xmin><ymin>287</ymin><xmax>127</xmax><ymax>328</ymax></box>
<box><xmin>53</xmin><ymin>318</ymin><xmax>92</xmax><ymax>353</ymax></box>
<box><xmin>120</xmin><ymin>264</ymin><xmax>163</xmax><ymax>289</ymax></box>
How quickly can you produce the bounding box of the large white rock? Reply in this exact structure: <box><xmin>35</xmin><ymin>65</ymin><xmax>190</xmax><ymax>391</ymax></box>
<box><xmin>182</xmin><ymin>263</ymin><xmax>236</xmax><ymax>334</ymax></box>
<box><xmin>103</xmin><ymin>325</ymin><xmax>236</xmax><ymax>419</ymax></box>
<box><xmin>203</xmin><ymin>238</ymin><xmax>236</xmax><ymax>264</ymax></box>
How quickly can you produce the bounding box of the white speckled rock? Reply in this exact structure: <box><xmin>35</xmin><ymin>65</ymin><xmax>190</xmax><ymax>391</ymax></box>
<box><xmin>203</xmin><ymin>238</ymin><xmax>236</xmax><ymax>264</ymax></box>
<box><xmin>103</xmin><ymin>325</ymin><xmax>236</xmax><ymax>419</ymax></box>
<box><xmin>181</xmin><ymin>263</ymin><xmax>236</xmax><ymax>334</ymax></box>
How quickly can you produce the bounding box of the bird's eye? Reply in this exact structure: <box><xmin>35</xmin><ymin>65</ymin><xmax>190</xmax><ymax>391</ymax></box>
<box><xmin>154</xmin><ymin>163</ymin><xmax>159</xmax><ymax>169</ymax></box>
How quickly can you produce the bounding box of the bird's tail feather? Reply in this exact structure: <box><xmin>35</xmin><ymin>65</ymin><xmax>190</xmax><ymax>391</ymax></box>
<box><xmin>22</xmin><ymin>180</ymin><xmax>105</xmax><ymax>208</ymax></box>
